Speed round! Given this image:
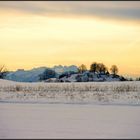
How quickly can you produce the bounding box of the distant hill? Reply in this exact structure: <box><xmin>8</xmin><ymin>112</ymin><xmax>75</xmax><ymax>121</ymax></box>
<box><xmin>52</xmin><ymin>65</ymin><xmax>78</xmax><ymax>74</ymax></box>
<box><xmin>55</xmin><ymin>71</ymin><xmax>126</xmax><ymax>83</ymax></box>
<box><xmin>5</xmin><ymin>67</ymin><xmax>47</xmax><ymax>82</ymax></box>
<box><xmin>4</xmin><ymin>65</ymin><xmax>127</xmax><ymax>83</ymax></box>
<box><xmin>5</xmin><ymin>65</ymin><xmax>79</xmax><ymax>82</ymax></box>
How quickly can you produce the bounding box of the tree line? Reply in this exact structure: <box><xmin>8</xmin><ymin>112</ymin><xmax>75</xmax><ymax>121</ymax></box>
<box><xmin>1</xmin><ymin>63</ymin><xmax>140</xmax><ymax>81</ymax></box>
<box><xmin>39</xmin><ymin>62</ymin><xmax>119</xmax><ymax>81</ymax></box>
<box><xmin>0</xmin><ymin>63</ymin><xmax>119</xmax><ymax>80</ymax></box>
<box><xmin>78</xmin><ymin>62</ymin><xmax>118</xmax><ymax>75</ymax></box>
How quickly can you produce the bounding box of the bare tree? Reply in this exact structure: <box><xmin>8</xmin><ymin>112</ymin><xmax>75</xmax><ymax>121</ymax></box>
<box><xmin>97</xmin><ymin>63</ymin><xmax>108</xmax><ymax>74</ymax></box>
<box><xmin>78</xmin><ymin>64</ymin><xmax>87</xmax><ymax>73</ymax></box>
<box><xmin>90</xmin><ymin>62</ymin><xmax>98</xmax><ymax>73</ymax></box>
<box><xmin>110</xmin><ymin>65</ymin><xmax>118</xmax><ymax>75</ymax></box>
<box><xmin>0</xmin><ymin>65</ymin><xmax>8</xmax><ymax>79</ymax></box>
<box><xmin>90</xmin><ymin>62</ymin><xmax>108</xmax><ymax>74</ymax></box>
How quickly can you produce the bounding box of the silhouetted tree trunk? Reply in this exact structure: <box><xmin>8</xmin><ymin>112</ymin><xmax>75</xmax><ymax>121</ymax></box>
<box><xmin>0</xmin><ymin>65</ymin><xmax>8</xmax><ymax>79</ymax></box>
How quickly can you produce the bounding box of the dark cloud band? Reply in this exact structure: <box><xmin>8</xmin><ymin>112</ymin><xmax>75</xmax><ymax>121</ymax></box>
<box><xmin>0</xmin><ymin>1</ymin><xmax>140</xmax><ymax>21</ymax></box>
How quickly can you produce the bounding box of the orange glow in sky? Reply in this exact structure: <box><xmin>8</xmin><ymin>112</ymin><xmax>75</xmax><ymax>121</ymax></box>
<box><xmin>0</xmin><ymin>1</ymin><xmax>140</xmax><ymax>77</ymax></box>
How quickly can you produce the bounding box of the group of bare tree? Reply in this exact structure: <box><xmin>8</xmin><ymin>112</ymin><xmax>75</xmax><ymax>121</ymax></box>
<box><xmin>78</xmin><ymin>62</ymin><xmax>118</xmax><ymax>75</ymax></box>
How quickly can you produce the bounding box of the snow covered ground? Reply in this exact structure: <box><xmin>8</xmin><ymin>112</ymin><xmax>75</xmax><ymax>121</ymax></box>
<box><xmin>0</xmin><ymin>79</ymin><xmax>140</xmax><ymax>105</ymax></box>
<box><xmin>0</xmin><ymin>103</ymin><xmax>140</xmax><ymax>138</ymax></box>
<box><xmin>0</xmin><ymin>79</ymin><xmax>140</xmax><ymax>138</ymax></box>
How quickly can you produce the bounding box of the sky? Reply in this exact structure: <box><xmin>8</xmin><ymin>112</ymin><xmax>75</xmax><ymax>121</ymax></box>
<box><xmin>0</xmin><ymin>1</ymin><xmax>140</xmax><ymax>77</ymax></box>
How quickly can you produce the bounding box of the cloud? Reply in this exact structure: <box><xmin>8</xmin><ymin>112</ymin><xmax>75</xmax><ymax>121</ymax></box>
<box><xmin>0</xmin><ymin>1</ymin><xmax>140</xmax><ymax>21</ymax></box>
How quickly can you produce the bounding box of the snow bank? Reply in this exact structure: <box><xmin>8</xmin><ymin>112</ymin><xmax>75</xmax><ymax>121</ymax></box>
<box><xmin>0</xmin><ymin>79</ymin><xmax>140</xmax><ymax>105</ymax></box>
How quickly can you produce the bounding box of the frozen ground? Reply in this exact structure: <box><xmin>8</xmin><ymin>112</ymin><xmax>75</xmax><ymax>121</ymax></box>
<box><xmin>0</xmin><ymin>103</ymin><xmax>140</xmax><ymax>138</ymax></box>
<box><xmin>0</xmin><ymin>79</ymin><xmax>140</xmax><ymax>105</ymax></box>
<box><xmin>0</xmin><ymin>79</ymin><xmax>140</xmax><ymax>138</ymax></box>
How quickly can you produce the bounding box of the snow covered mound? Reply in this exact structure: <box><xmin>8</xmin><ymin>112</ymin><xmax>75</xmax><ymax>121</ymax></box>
<box><xmin>0</xmin><ymin>79</ymin><xmax>140</xmax><ymax>105</ymax></box>
<box><xmin>58</xmin><ymin>72</ymin><xmax>125</xmax><ymax>82</ymax></box>
<box><xmin>5</xmin><ymin>67</ymin><xmax>47</xmax><ymax>82</ymax></box>
<box><xmin>4</xmin><ymin>65</ymin><xmax>78</xmax><ymax>82</ymax></box>
<box><xmin>52</xmin><ymin>65</ymin><xmax>78</xmax><ymax>74</ymax></box>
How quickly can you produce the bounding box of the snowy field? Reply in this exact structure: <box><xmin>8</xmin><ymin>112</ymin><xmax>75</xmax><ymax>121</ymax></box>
<box><xmin>0</xmin><ymin>79</ymin><xmax>140</xmax><ymax>105</ymax></box>
<box><xmin>0</xmin><ymin>79</ymin><xmax>140</xmax><ymax>138</ymax></box>
<box><xmin>0</xmin><ymin>103</ymin><xmax>140</xmax><ymax>138</ymax></box>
